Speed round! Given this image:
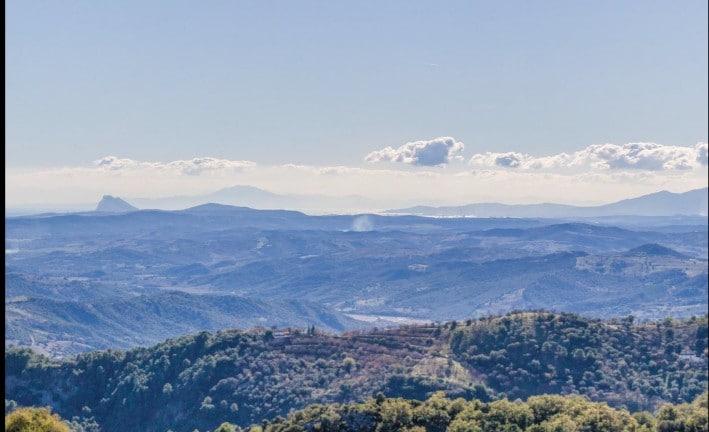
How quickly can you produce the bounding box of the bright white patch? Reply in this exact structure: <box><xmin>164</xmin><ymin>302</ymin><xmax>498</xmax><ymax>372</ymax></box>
<box><xmin>469</xmin><ymin>142</ymin><xmax>707</xmax><ymax>171</ymax></box>
<box><xmin>408</xmin><ymin>264</ymin><xmax>428</xmax><ymax>272</ymax></box>
<box><xmin>365</xmin><ymin>137</ymin><xmax>465</xmax><ymax>167</ymax></box>
<box><xmin>94</xmin><ymin>156</ymin><xmax>255</xmax><ymax>175</ymax></box>
<box><xmin>696</xmin><ymin>142</ymin><xmax>708</xmax><ymax>166</ymax></box>
<box><xmin>351</xmin><ymin>216</ymin><xmax>374</xmax><ymax>232</ymax></box>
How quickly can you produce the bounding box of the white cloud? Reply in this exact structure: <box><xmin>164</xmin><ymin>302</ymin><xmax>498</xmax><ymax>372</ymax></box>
<box><xmin>696</xmin><ymin>142</ymin><xmax>708</xmax><ymax>166</ymax></box>
<box><xmin>469</xmin><ymin>142</ymin><xmax>706</xmax><ymax>171</ymax></box>
<box><xmin>93</xmin><ymin>156</ymin><xmax>256</xmax><ymax>175</ymax></box>
<box><xmin>5</xmin><ymin>143</ymin><xmax>707</xmax><ymax>212</ymax></box>
<box><xmin>577</xmin><ymin>142</ymin><xmax>697</xmax><ymax>170</ymax></box>
<box><xmin>94</xmin><ymin>156</ymin><xmax>141</xmax><ymax>170</ymax></box>
<box><xmin>365</xmin><ymin>136</ymin><xmax>465</xmax><ymax>167</ymax></box>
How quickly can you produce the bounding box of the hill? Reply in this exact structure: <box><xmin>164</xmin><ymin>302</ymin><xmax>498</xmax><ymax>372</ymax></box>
<box><xmin>624</xmin><ymin>243</ymin><xmax>689</xmax><ymax>258</ymax></box>
<box><xmin>5</xmin><ymin>291</ymin><xmax>364</xmax><ymax>358</ymax></box>
<box><xmin>5</xmin><ymin>312</ymin><xmax>708</xmax><ymax>432</ymax></box>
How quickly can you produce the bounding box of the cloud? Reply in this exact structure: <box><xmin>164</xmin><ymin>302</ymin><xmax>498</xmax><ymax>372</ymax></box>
<box><xmin>468</xmin><ymin>151</ymin><xmax>571</xmax><ymax>170</ymax></box>
<box><xmin>164</xmin><ymin>157</ymin><xmax>255</xmax><ymax>175</ymax></box>
<box><xmin>365</xmin><ymin>137</ymin><xmax>465</xmax><ymax>167</ymax></box>
<box><xmin>492</xmin><ymin>152</ymin><xmax>527</xmax><ymax>168</ymax></box>
<box><xmin>94</xmin><ymin>156</ymin><xmax>141</xmax><ymax>170</ymax></box>
<box><xmin>578</xmin><ymin>142</ymin><xmax>697</xmax><ymax>170</ymax></box>
<box><xmin>469</xmin><ymin>142</ymin><xmax>707</xmax><ymax>171</ymax></box>
<box><xmin>6</xmin><ymin>153</ymin><xmax>707</xmax><ymax>211</ymax></box>
<box><xmin>93</xmin><ymin>156</ymin><xmax>256</xmax><ymax>175</ymax></box>
<box><xmin>696</xmin><ymin>142</ymin><xmax>708</xmax><ymax>166</ymax></box>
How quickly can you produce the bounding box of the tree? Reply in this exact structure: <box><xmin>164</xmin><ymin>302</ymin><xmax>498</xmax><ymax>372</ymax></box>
<box><xmin>214</xmin><ymin>422</ymin><xmax>236</xmax><ymax>432</ymax></box>
<box><xmin>5</xmin><ymin>407</ymin><xmax>71</xmax><ymax>432</ymax></box>
<box><xmin>378</xmin><ymin>399</ymin><xmax>413</xmax><ymax>432</ymax></box>
<box><xmin>342</xmin><ymin>357</ymin><xmax>356</xmax><ymax>373</ymax></box>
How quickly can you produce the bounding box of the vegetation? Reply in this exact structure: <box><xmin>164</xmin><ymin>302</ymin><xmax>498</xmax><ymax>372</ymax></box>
<box><xmin>245</xmin><ymin>391</ymin><xmax>709</xmax><ymax>432</ymax></box>
<box><xmin>5</xmin><ymin>312</ymin><xmax>707</xmax><ymax>432</ymax></box>
<box><xmin>449</xmin><ymin>312</ymin><xmax>709</xmax><ymax>410</ymax></box>
<box><xmin>4</xmin><ymin>407</ymin><xmax>71</xmax><ymax>432</ymax></box>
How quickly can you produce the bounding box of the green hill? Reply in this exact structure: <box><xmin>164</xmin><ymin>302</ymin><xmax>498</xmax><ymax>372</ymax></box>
<box><xmin>5</xmin><ymin>312</ymin><xmax>708</xmax><ymax>432</ymax></box>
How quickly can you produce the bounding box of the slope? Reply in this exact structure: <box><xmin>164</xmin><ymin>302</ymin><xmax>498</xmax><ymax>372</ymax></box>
<box><xmin>5</xmin><ymin>312</ymin><xmax>707</xmax><ymax>432</ymax></box>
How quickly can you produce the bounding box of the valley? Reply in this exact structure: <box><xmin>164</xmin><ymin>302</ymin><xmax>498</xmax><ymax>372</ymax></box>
<box><xmin>5</xmin><ymin>203</ymin><xmax>708</xmax><ymax>358</ymax></box>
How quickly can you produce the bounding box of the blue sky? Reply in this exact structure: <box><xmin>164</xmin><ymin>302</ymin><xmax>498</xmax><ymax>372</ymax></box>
<box><xmin>6</xmin><ymin>1</ymin><xmax>708</xmax><ymax>210</ymax></box>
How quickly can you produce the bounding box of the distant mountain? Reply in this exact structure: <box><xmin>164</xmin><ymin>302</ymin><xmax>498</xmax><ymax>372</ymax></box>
<box><xmin>386</xmin><ymin>187</ymin><xmax>709</xmax><ymax>218</ymax></box>
<box><xmin>10</xmin><ymin>186</ymin><xmax>707</xmax><ymax>217</ymax></box>
<box><xmin>95</xmin><ymin>195</ymin><xmax>138</xmax><ymax>213</ymax></box>
<box><xmin>129</xmin><ymin>185</ymin><xmax>394</xmax><ymax>214</ymax></box>
<box><xmin>600</xmin><ymin>188</ymin><xmax>708</xmax><ymax>216</ymax></box>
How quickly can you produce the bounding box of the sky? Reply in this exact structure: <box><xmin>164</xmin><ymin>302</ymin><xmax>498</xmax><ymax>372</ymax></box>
<box><xmin>6</xmin><ymin>1</ymin><xmax>708</xmax><ymax>211</ymax></box>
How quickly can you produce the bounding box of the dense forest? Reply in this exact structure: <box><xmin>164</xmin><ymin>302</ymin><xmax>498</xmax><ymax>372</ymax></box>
<box><xmin>5</xmin><ymin>312</ymin><xmax>708</xmax><ymax>432</ymax></box>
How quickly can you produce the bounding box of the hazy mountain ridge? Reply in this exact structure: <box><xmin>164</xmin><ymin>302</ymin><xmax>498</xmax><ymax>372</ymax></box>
<box><xmin>386</xmin><ymin>187</ymin><xmax>709</xmax><ymax>217</ymax></box>
<box><xmin>8</xmin><ymin>185</ymin><xmax>707</xmax><ymax>218</ymax></box>
<box><xmin>128</xmin><ymin>185</ymin><xmax>394</xmax><ymax>213</ymax></box>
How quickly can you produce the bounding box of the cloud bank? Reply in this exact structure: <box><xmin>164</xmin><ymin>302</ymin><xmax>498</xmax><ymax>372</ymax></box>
<box><xmin>469</xmin><ymin>142</ymin><xmax>708</xmax><ymax>171</ymax></box>
<box><xmin>365</xmin><ymin>137</ymin><xmax>465</xmax><ymax>166</ymax></box>
<box><xmin>6</xmin><ymin>141</ymin><xmax>707</xmax><ymax>212</ymax></box>
<box><xmin>94</xmin><ymin>156</ymin><xmax>256</xmax><ymax>175</ymax></box>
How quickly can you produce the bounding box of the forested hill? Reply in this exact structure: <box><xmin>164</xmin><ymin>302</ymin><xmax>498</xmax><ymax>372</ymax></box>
<box><xmin>5</xmin><ymin>312</ymin><xmax>708</xmax><ymax>432</ymax></box>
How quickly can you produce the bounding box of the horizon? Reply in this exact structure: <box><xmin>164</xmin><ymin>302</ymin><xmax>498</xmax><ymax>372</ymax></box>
<box><xmin>6</xmin><ymin>142</ymin><xmax>709</xmax><ymax>210</ymax></box>
<box><xmin>5</xmin><ymin>183</ymin><xmax>707</xmax><ymax>217</ymax></box>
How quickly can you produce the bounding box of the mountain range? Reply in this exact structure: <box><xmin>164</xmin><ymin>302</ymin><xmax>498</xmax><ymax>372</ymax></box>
<box><xmin>126</xmin><ymin>186</ymin><xmax>709</xmax><ymax>218</ymax></box>
<box><xmin>385</xmin><ymin>187</ymin><xmax>709</xmax><ymax>218</ymax></box>
<box><xmin>128</xmin><ymin>185</ymin><xmax>392</xmax><ymax>214</ymax></box>
<box><xmin>6</xmin><ymin>199</ymin><xmax>707</xmax><ymax>357</ymax></box>
<box><xmin>5</xmin><ymin>187</ymin><xmax>708</xmax><ymax>431</ymax></box>
<box><xmin>7</xmin><ymin>186</ymin><xmax>707</xmax><ymax>218</ymax></box>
